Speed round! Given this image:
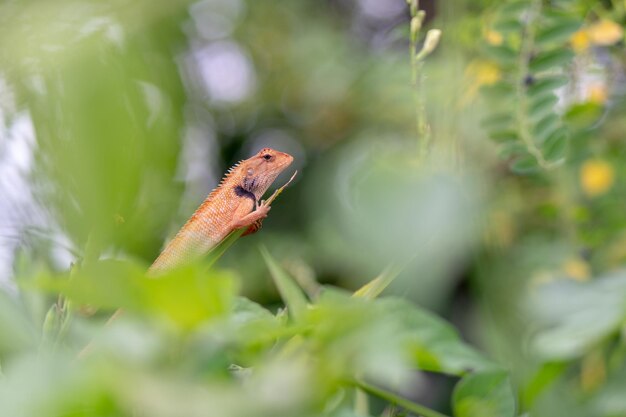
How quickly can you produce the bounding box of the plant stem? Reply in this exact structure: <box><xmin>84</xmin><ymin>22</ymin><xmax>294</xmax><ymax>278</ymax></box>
<box><xmin>352</xmin><ymin>380</ymin><xmax>451</xmax><ymax>417</ymax></box>
<box><xmin>515</xmin><ymin>0</ymin><xmax>555</xmax><ymax>170</ymax></box>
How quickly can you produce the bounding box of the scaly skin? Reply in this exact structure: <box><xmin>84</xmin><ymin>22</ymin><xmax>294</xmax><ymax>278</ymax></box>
<box><xmin>148</xmin><ymin>147</ymin><xmax>293</xmax><ymax>274</ymax></box>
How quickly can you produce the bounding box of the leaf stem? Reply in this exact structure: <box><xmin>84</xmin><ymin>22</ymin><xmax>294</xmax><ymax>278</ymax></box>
<box><xmin>352</xmin><ymin>380</ymin><xmax>451</xmax><ymax>417</ymax></box>
<box><xmin>515</xmin><ymin>0</ymin><xmax>556</xmax><ymax>170</ymax></box>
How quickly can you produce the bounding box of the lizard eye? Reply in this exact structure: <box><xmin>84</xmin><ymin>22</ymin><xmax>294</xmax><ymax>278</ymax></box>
<box><xmin>263</xmin><ymin>154</ymin><xmax>273</xmax><ymax>161</ymax></box>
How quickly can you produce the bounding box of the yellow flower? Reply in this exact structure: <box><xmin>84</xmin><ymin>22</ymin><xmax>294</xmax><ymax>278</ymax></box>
<box><xmin>587</xmin><ymin>84</ymin><xmax>608</xmax><ymax>104</ymax></box>
<box><xmin>580</xmin><ymin>159</ymin><xmax>615</xmax><ymax>197</ymax></box>
<box><xmin>571</xmin><ymin>30</ymin><xmax>590</xmax><ymax>53</ymax></box>
<box><xmin>484</xmin><ymin>30</ymin><xmax>503</xmax><ymax>46</ymax></box>
<box><xmin>587</xmin><ymin>19</ymin><xmax>624</xmax><ymax>46</ymax></box>
<box><xmin>562</xmin><ymin>258</ymin><xmax>591</xmax><ymax>281</ymax></box>
<box><xmin>460</xmin><ymin>60</ymin><xmax>502</xmax><ymax>106</ymax></box>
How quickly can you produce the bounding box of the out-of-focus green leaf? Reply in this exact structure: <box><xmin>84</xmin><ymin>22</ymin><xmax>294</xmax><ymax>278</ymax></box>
<box><xmin>532</xmin><ymin>114</ymin><xmax>560</xmax><ymax>144</ymax></box>
<box><xmin>528</xmin><ymin>275</ymin><xmax>626</xmax><ymax>360</ymax></box>
<box><xmin>0</xmin><ymin>291</ymin><xmax>39</xmax><ymax>354</ymax></box>
<box><xmin>527</xmin><ymin>76</ymin><xmax>569</xmax><ymax>96</ymax></box>
<box><xmin>510</xmin><ymin>156</ymin><xmax>540</xmax><ymax>174</ymax></box>
<box><xmin>536</xmin><ymin>19</ymin><xmax>581</xmax><ymax>45</ymax></box>
<box><xmin>490</xmin><ymin>130</ymin><xmax>518</xmax><ymax>143</ymax></box>
<box><xmin>565</xmin><ymin>102</ymin><xmax>604</xmax><ymax>129</ymax></box>
<box><xmin>261</xmin><ymin>246</ymin><xmax>308</xmax><ymax>322</ymax></box>
<box><xmin>481</xmin><ymin>113</ymin><xmax>515</xmax><ymax>132</ymax></box>
<box><xmin>377</xmin><ymin>298</ymin><xmax>497</xmax><ymax>376</ymax></box>
<box><xmin>25</xmin><ymin>260</ymin><xmax>239</xmax><ymax>329</ymax></box>
<box><xmin>453</xmin><ymin>370</ymin><xmax>516</xmax><ymax>417</ymax></box>
<box><xmin>529</xmin><ymin>49</ymin><xmax>574</xmax><ymax>73</ymax></box>
<box><xmin>542</xmin><ymin>129</ymin><xmax>568</xmax><ymax>162</ymax></box>
<box><xmin>481</xmin><ymin>81</ymin><xmax>516</xmax><ymax>101</ymax></box>
<box><xmin>499</xmin><ymin>142</ymin><xmax>526</xmax><ymax>159</ymax></box>
<box><xmin>494</xmin><ymin>19</ymin><xmax>523</xmax><ymax>33</ymax></box>
<box><xmin>529</xmin><ymin>94</ymin><xmax>559</xmax><ymax>121</ymax></box>
<box><xmin>353</xmin><ymin>264</ymin><xmax>402</xmax><ymax>300</ymax></box>
<box><xmin>483</xmin><ymin>45</ymin><xmax>518</xmax><ymax>65</ymax></box>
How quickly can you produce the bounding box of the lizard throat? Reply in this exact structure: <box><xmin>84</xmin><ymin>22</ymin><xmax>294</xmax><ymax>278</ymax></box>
<box><xmin>234</xmin><ymin>185</ymin><xmax>257</xmax><ymax>204</ymax></box>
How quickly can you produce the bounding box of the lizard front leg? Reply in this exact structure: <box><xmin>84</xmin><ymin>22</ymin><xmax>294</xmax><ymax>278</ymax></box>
<box><xmin>230</xmin><ymin>200</ymin><xmax>271</xmax><ymax>231</ymax></box>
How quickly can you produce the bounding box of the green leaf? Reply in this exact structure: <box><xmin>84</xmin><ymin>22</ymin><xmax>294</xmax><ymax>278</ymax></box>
<box><xmin>529</xmin><ymin>49</ymin><xmax>574</xmax><ymax>73</ymax></box>
<box><xmin>499</xmin><ymin>142</ymin><xmax>526</xmax><ymax>159</ymax></box>
<box><xmin>527</xmin><ymin>75</ymin><xmax>568</xmax><ymax>96</ymax></box>
<box><xmin>493</xmin><ymin>19</ymin><xmax>523</xmax><ymax>33</ymax></box>
<box><xmin>536</xmin><ymin>19</ymin><xmax>581</xmax><ymax>45</ymax></box>
<box><xmin>453</xmin><ymin>371</ymin><xmax>516</xmax><ymax>417</ymax></box>
<box><xmin>542</xmin><ymin>128</ymin><xmax>568</xmax><ymax>162</ymax></box>
<box><xmin>26</xmin><ymin>260</ymin><xmax>239</xmax><ymax>329</ymax></box>
<box><xmin>529</xmin><ymin>276</ymin><xmax>626</xmax><ymax>359</ymax></box>
<box><xmin>529</xmin><ymin>94</ymin><xmax>559</xmax><ymax>121</ymax></box>
<box><xmin>532</xmin><ymin>114</ymin><xmax>560</xmax><ymax>144</ymax></box>
<box><xmin>510</xmin><ymin>156</ymin><xmax>540</xmax><ymax>174</ymax></box>
<box><xmin>481</xmin><ymin>81</ymin><xmax>515</xmax><ymax>101</ymax></box>
<box><xmin>260</xmin><ymin>246</ymin><xmax>308</xmax><ymax>322</ymax></box>
<box><xmin>489</xmin><ymin>130</ymin><xmax>518</xmax><ymax>143</ymax></box>
<box><xmin>353</xmin><ymin>264</ymin><xmax>402</xmax><ymax>300</ymax></box>
<box><xmin>481</xmin><ymin>113</ymin><xmax>515</xmax><ymax>132</ymax></box>
<box><xmin>483</xmin><ymin>45</ymin><xmax>518</xmax><ymax>65</ymax></box>
<box><xmin>565</xmin><ymin>102</ymin><xmax>604</xmax><ymax>129</ymax></box>
<box><xmin>499</xmin><ymin>1</ymin><xmax>529</xmax><ymax>15</ymax></box>
<box><xmin>377</xmin><ymin>298</ymin><xmax>497</xmax><ymax>375</ymax></box>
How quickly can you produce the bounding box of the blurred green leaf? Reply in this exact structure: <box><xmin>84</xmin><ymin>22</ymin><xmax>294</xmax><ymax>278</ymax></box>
<box><xmin>565</xmin><ymin>102</ymin><xmax>604</xmax><ymax>130</ymax></box>
<box><xmin>377</xmin><ymin>298</ymin><xmax>497</xmax><ymax>376</ymax></box>
<box><xmin>529</xmin><ymin>94</ymin><xmax>559</xmax><ymax>121</ymax></box>
<box><xmin>0</xmin><ymin>291</ymin><xmax>39</xmax><ymax>355</ymax></box>
<box><xmin>536</xmin><ymin>19</ymin><xmax>581</xmax><ymax>45</ymax></box>
<box><xmin>529</xmin><ymin>49</ymin><xmax>574</xmax><ymax>73</ymax></box>
<box><xmin>527</xmin><ymin>76</ymin><xmax>569</xmax><ymax>96</ymax></box>
<box><xmin>261</xmin><ymin>246</ymin><xmax>308</xmax><ymax>322</ymax></box>
<box><xmin>26</xmin><ymin>260</ymin><xmax>239</xmax><ymax>329</ymax></box>
<box><xmin>453</xmin><ymin>370</ymin><xmax>516</xmax><ymax>417</ymax></box>
<box><xmin>529</xmin><ymin>276</ymin><xmax>626</xmax><ymax>360</ymax></box>
<box><xmin>510</xmin><ymin>156</ymin><xmax>540</xmax><ymax>174</ymax></box>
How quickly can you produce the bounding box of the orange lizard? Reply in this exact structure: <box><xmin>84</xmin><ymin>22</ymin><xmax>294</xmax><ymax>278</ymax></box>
<box><xmin>78</xmin><ymin>148</ymin><xmax>293</xmax><ymax>357</ymax></box>
<box><xmin>149</xmin><ymin>147</ymin><xmax>294</xmax><ymax>274</ymax></box>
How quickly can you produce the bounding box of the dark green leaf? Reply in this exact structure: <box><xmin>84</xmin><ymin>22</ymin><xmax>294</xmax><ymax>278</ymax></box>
<box><xmin>527</xmin><ymin>75</ymin><xmax>569</xmax><ymax>96</ymax></box>
<box><xmin>536</xmin><ymin>19</ymin><xmax>581</xmax><ymax>45</ymax></box>
<box><xmin>529</xmin><ymin>49</ymin><xmax>574</xmax><ymax>73</ymax></box>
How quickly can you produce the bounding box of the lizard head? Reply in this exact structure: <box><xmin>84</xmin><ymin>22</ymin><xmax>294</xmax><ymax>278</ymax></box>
<box><xmin>241</xmin><ymin>148</ymin><xmax>293</xmax><ymax>199</ymax></box>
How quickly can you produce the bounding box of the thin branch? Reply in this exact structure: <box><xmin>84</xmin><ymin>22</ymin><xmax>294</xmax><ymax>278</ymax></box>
<box><xmin>351</xmin><ymin>380</ymin><xmax>452</xmax><ymax>417</ymax></box>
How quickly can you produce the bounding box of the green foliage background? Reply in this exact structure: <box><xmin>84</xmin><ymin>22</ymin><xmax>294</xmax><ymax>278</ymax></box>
<box><xmin>0</xmin><ymin>0</ymin><xmax>625</xmax><ymax>416</ymax></box>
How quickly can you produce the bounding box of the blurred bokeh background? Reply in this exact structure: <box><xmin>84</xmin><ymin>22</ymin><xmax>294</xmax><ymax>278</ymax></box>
<box><xmin>1</xmin><ymin>0</ymin><xmax>626</xmax><ymax>416</ymax></box>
